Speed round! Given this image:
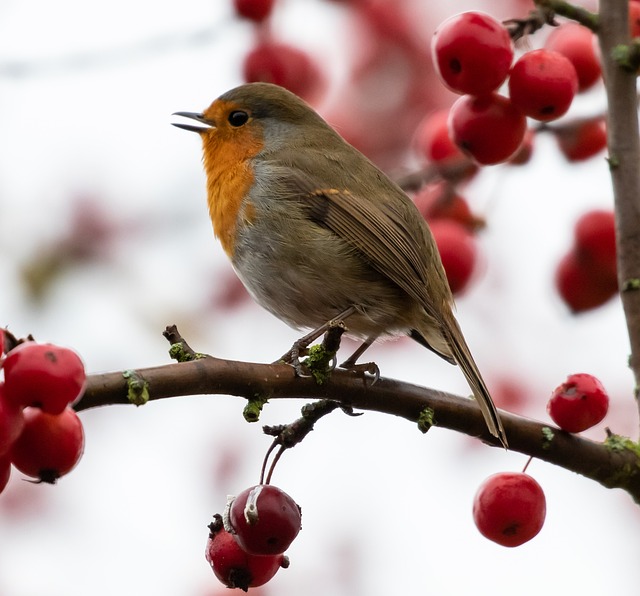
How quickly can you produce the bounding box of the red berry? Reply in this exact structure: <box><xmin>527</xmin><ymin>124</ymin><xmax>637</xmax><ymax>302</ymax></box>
<box><xmin>545</xmin><ymin>23</ymin><xmax>601</xmax><ymax>92</ymax></box>
<box><xmin>0</xmin><ymin>454</ymin><xmax>10</xmax><ymax>494</ymax></box>
<box><xmin>507</xmin><ymin>127</ymin><xmax>535</xmax><ymax>165</ymax></box>
<box><xmin>243</xmin><ymin>43</ymin><xmax>322</xmax><ymax>99</ymax></box>
<box><xmin>547</xmin><ymin>373</ymin><xmax>609</xmax><ymax>432</ymax></box>
<box><xmin>473</xmin><ymin>472</ymin><xmax>546</xmax><ymax>547</ymax></box>
<box><xmin>430</xmin><ymin>220</ymin><xmax>477</xmax><ymax>295</ymax></box>
<box><xmin>0</xmin><ymin>385</ymin><xmax>25</xmax><ymax>457</ymax></box>
<box><xmin>555</xmin><ymin>117</ymin><xmax>607</xmax><ymax>162</ymax></box>
<box><xmin>2</xmin><ymin>342</ymin><xmax>86</xmax><ymax>414</ymax></box>
<box><xmin>449</xmin><ymin>93</ymin><xmax>526</xmax><ymax>165</ymax></box>
<box><xmin>574</xmin><ymin>209</ymin><xmax>616</xmax><ymax>277</ymax></box>
<box><xmin>228</xmin><ymin>484</ymin><xmax>301</xmax><ymax>555</ymax></box>
<box><xmin>413</xmin><ymin>182</ymin><xmax>483</xmax><ymax>231</ymax></box>
<box><xmin>555</xmin><ymin>250</ymin><xmax>617</xmax><ymax>313</ymax></box>
<box><xmin>432</xmin><ymin>12</ymin><xmax>513</xmax><ymax>96</ymax></box>
<box><xmin>630</xmin><ymin>1</ymin><xmax>640</xmax><ymax>37</ymax></box>
<box><xmin>11</xmin><ymin>407</ymin><xmax>84</xmax><ymax>483</ymax></box>
<box><xmin>233</xmin><ymin>0</ymin><xmax>275</xmax><ymax>22</ymax></box>
<box><xmin>413</xmin><ymin>109</ymin><xmax>469</xmax><ymax>167</ymax></box>
<box><xmin>508</xmin><ymin>49</ymin><xmax>578</xmax><ymax>121</ymax></box>
<box><xmin>205</xmin><ymin>514</ymin><xmax>287</xmax><ymax>591</ymax></box>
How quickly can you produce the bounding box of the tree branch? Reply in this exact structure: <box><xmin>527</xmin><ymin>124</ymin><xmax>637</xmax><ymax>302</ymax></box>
<box><xmin>77</xmin><ymin>356</ymin><xmax>640</xmax><ymax>503</ymax></box>
<box><xmin>597</xmin><ymin>1</ymin><xmax>640</xmax><ymax>422</ymax></box>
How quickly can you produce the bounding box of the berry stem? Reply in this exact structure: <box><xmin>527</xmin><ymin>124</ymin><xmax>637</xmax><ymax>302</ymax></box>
<box><xmin>522</xmin><ymin>455</ymin><xmax>534</xmax><ymax>474</ymax></box>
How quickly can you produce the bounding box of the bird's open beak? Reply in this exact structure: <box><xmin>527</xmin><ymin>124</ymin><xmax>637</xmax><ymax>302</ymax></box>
<box><xmin>171</xmin><ymin>112</ymin><xmax>214</xmax><ymax>133</ymax></box>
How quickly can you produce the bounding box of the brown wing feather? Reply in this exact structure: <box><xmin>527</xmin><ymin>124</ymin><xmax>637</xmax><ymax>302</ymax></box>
<box><xmin>304</xmin><ymin>188</ymin><xmax>508</xmax><ymax>448</ymax></box>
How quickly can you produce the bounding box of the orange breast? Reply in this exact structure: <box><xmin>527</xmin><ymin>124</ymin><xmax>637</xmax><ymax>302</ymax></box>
<box><xmin>201</xmin><ymin>121</ymin><xmax>264</xmax><ymax>258</ymax></box>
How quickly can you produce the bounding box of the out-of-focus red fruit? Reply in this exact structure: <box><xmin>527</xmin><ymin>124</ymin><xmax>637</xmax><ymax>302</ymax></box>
<box><xmin>243</xmin><ymin>43</ymin><xmax>322</xmax><ymax>99</ymax></box>
<box><xmin>414</xmin><ymin>109</ymin><xmax>469</xmax><ymax>167</ymax></box>
<box><xmin>413</xmin><ymin>181</ymin><xmax>484</xmax><ymax>231</ymax></box>
<box><xmin>508</xmin><ymin>49</ymin><xmax>578</xmax><ymax>121</ymax></box>
<box><xmin>545</xmin><ymin>23</ymin><xmax>601</xmax><ymax>92</ymax></box>
<box><xmin>574</xmin><ymin>209</ymin><xmax>616</xmax><ymax>277</ymax></box>
<box><xmin>449</xmin><ymin>94</ymin><xmax>526</xmax><ymax>165</ymax></box>
<box><xmin>508</xmin><ymin>128</ymin><xmax>535</xmax><ymax>165</ymax></box>
<box><xmin>555</xmin><ymin>250</ymin><xmax>617</xmax><ymax>313</ymax></box>
<box><xmin>630</xmin><ymin>1</ymin><xmax>640</xmax><ymax>37</ymax></box>
<box><xmin>11</xmin><ymin>407</ymin><xmax>84</xmax><ymax>483</ymax></box>
<box><xmin>473</xmin><ymin>472</ymin><xmax>546</xmax><ymax>547</ymax></box>
<box><xmin>432</xmin><ymin>11</ymin><xmax>514</xmax><ymax>96</ymax></box>
<box><xmin>205</xmin><ymin>514</ymin><xmax>288</xmax><ymax>591</ymax></box>
<box><xmin>555</xmin><ymin>118</ymin><xmax>607</xmax><ymax>161</ymax></box>
<box><xmin>233</xmin><ymin>0</ymin><xmax>275</xmax><ymax>22</ymax></box>
<box><xmin>0</xmin><ymin>386</ymin><xmax>25</xmax><ymax>457</ymax></box>
<box><xmin>430</xmin><ymin>220</ymin><xmax>478</xmax><ymax>295</ymax></box>
<box><xmin>547</xmin><ymin>373</ymin><xmax>609</xmax><ymax>432</ymax></box>
<box><xmin>0</xmin><ymin>454</ymin><xmax>10</xmax><ymax>494</ymax></box>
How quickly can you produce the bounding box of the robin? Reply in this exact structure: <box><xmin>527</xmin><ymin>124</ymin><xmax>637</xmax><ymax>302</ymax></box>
<box><xmin>173</xmin><ymin>82</ymin><xmax>507</xmax><ymax>448</ymax></box>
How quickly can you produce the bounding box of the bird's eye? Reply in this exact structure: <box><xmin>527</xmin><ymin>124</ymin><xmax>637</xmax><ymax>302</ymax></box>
<box><xmin>228</xmin><ymin>110</ymin><xmax>249</xmax><ymax>127</ymax></box>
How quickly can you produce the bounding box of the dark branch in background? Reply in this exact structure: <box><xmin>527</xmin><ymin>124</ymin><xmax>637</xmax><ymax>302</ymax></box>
<box><xmin>77</xmin><ymin>344</ymin><xmax>640</xmax><ymax>504</ymax></box>
<box><xmin>597</xmin><ymin>1</ymin><xmax>640</xmax><ymax>427</ymax></box>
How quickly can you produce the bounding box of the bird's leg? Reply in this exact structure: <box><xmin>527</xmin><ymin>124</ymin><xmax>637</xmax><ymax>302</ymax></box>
<box><xmin>276</xmin><ymin>306</ymin><xmax>357</xmax><ymax>376</ymax></box>
<box><xmin>339</xmin><ymin>335</ymin><xmax>381</xmax><ymax>383</ymax></box>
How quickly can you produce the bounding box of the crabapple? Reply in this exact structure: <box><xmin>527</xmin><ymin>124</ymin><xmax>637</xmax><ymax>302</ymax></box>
<box><xmin>11</xmin><ymin>407</ymin><xmax>84</xmax><ymax>483</ymax></box>
<box><xmin>545</xmin><ymin>23</ymin><xmax>601</xmax><ymax>92</ymax></box>
<box><xmin>430</xmin><ymin>220</ymin><xmax>477</xmax><ymax>295</ymax></box>
<box><xmin>413</xmin><ymin>109</ymin><xmax>469</xmax><ymax>167</ymax></box>
<box><xmin>432</xmin><ymin>11</ymin><xmax>513</xmax><ymax>96</ymax></box>
<box><xmin>448</xmin><ymin>93</ymin><xmax>526</xmax><ymax>165</ymax></box>
<box><xmin>555</xmin><ymin>118</ymin><xmax>607</xmax><ymax>162</ymax></box>
<box><xmin>574</xmin><ymin>209</ymin><xmax>616</xmax><ymax>278</ymax></box>
<box><xmin>233</xmin><ymin>0</ymin><xmax>275</xmax><ymax>22</ymax></box>
<box><xmin>548</xmin><ymin>373</ymin><xmax>609</xmax><ymax>433</ymax></box>
<box><xmin>473</xmin><ymin>472</ymin><xmax>546</xmax><ymax>547</ymax></box>
<box><xmin>243</xmin><ymin>42</ymin><xmax>322</xmax><ymax>99</ymax></box>
<box><xmin>227</xmin><ymin>484</ymin><xmax>301</xmax><ymax>555</ymax></box>
<box><xmin>0</xmin><ymin>386</ymin><xmax>24</xmax><ymax>457</ymax></box>
<box><xmin>413</xmin><ymin>181</ymin><xmax>483</xmax><ymax>231</ymax></box>
<box><xmin>555</xmin><ymin>250</ymin><xmax>617</xmax><ymax>313</ymax></box>
<box><xmin>206</xmin><ymin>514</ymin><xmax>288</xmax><ymax>591</ymax></box>
<box><xmin>508</xmin><ymin>49</ymin><xmax>578</xmax><ymax>121</ymax></box>
<box><xmin>2</xmin><ymin>342</ymin><xmax>86</xmax><ymax>414</ymax></box>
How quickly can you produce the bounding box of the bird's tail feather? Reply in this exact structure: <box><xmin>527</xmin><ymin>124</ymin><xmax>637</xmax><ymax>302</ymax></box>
<box><xmin>439</xmin><ymin>313</ymin><xmax>508</xmax><ymax>448</ymax></box>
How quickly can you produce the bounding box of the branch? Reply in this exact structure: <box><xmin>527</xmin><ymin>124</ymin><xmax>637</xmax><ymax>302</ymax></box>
<box><xmin>597</xmin><ymin>1</ymin><xmax>640</xmax><ymax>422</ymax></box>
<box><xmin>76</xmin><ymin>356</ymin><xmax>640</xmax><ymax>503</ymax></box>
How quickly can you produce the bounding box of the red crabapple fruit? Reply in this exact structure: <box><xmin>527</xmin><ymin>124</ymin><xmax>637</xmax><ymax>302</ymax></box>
<box><xmin>11</xmin><ymin>406</ymin><xmax>84</xmax><ymax>483</ymax></box>
<box><xmin>430</xmin><ymin>220</ymin><xmax>478</xmax><ymax>295</ymax></box>
<box><xmin>473</xmin><ymin>472</ymin><xmax>546</xmax><ymax>547</ymax></box>
<box><xmin>547</xmin><ymin>373</ymin><xmax>609</xmax><ymax>433</ymax></box>
<box><xmin>2</xmin><ymin>342</ymin><xmax>86</xmax><ymax>414</ymax></box>
<box><xmin>206</xmin><ymin>514</ymin><xmax>288</xmax><ymax>591</ymax></box>
<box><xmin>432</xmin><ymin>12</ymin><xmax>513</xmax><ymax>96</ymax></box>
<box><xmin>227</xmin><ymin>484</ymin><xmax>301</xmax><ymax>556</ymax></box>
<box><xmin>545</xmin><ymin>23</ymin><xmax>601</xmax><ymax>92</ymax></box>
<box><xmin>448</xmin><ymin>94</ymin><xmax>526</xmax><ymax>165</ymax></box>
<box><xmin>508</xmin><ymin>49</ymin><xmax>578</xmax><ymax>121</ymax></box>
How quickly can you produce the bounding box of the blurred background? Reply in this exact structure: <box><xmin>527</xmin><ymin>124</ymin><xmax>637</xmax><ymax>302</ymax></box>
<box><xmin>1</xmin><ymin>0</ymin><xmax>639</xmax><ymax>594</ymax></box>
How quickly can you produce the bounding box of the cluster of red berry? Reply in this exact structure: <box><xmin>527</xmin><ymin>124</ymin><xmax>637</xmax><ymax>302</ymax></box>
<box><xmin>412</xmin><ymin>181</ymin><xmax>483</xmax><ymax>295</ymax></box>
<box><xmin>232</xmin><ymin>0</ymin><xmax>323</xmax><ymax>101</ymax></box>
<box><xmin>556</xmin><ymin>210</ymin><xmax>617</xmax><ymax>312</ymax></box>
<box><xmin>473</xmin><ymin>372</ymin><xmax>609</xmax><ymax>547</ymax></box>
<box><xmin>0</xmin><ymin>332</ymin><xmax>85</xmax><ymax>493</ymax></box>
<box><xmin>432</xmin><ymin>11</ymin><xmax>585</xmax><ymax>165</ymax></box>
<box><xmin>429</xmin><ymin>9</ymin><xmax>618</xmax><ymax>166</ymax></box>
<box><xmin>205</xmin><ymin>484</ymin><xmax>301</xmax><ymax>591</ymax></box>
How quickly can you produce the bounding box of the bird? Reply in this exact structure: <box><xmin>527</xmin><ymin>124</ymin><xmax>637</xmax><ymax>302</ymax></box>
<box><xmin>172</xmin><ymin>82</ymin><xmax>507</xmax><ymax>448</ymax></box>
